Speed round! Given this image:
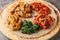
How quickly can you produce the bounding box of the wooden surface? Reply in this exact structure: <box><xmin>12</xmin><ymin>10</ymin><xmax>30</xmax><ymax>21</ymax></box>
<box><xmin>0</xmin><ymin>0</ymin><xmax>60</xmax><ymax>40</ymax></box>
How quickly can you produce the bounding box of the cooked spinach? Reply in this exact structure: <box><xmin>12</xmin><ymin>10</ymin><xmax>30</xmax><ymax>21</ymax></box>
<box><xmin>21</xmin><ymin>20</ymin><xmax>39</xmax><ymax>34</ymax></box>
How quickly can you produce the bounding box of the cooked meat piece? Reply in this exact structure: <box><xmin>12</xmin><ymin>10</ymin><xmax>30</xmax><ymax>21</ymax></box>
<box><xmin>7</xmin><ymin>13</ymin><xmax>22</xmax><ymax>30</ymax></box>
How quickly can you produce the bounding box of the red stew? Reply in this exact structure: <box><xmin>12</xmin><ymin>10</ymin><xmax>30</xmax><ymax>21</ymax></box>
<box><xmin>33</xmin><ymin>14</ymin><xmax>55</xmax><ymax>29</ymax></box>
<box><xmin>31</xmin><ymin>2</ymin><xmax>50</xmax><ymax>15</ymax></box>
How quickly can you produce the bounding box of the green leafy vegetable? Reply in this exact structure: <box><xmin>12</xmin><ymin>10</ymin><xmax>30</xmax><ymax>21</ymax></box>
<box><xmin>21</xmin><ymin>20</ymin><xmax>39</xmax><ymax>34</ymax></box>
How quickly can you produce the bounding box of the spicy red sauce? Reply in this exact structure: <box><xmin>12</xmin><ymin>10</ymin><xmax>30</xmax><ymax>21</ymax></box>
<box><xmin>31</xmin><ymin>2</ymin><xmax>51</xmax><ymax>15</ymax></box>
<box><xmin>33</xmin><ymin>14</ymin><xmax>55</xmax><ymax>29</ymax></box>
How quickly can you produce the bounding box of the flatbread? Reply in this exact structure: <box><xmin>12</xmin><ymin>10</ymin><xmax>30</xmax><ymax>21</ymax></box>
<box><xmin>0</xmin><ymin>0</ymin><xmax>60</xmax><ymax>40</ymax></box>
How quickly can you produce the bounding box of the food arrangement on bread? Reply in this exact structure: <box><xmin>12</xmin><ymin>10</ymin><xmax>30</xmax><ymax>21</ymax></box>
<box><xmin>6</xmin><ymin>2</ymin><xmax>55</xmax><ymax>34</ymax></box>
